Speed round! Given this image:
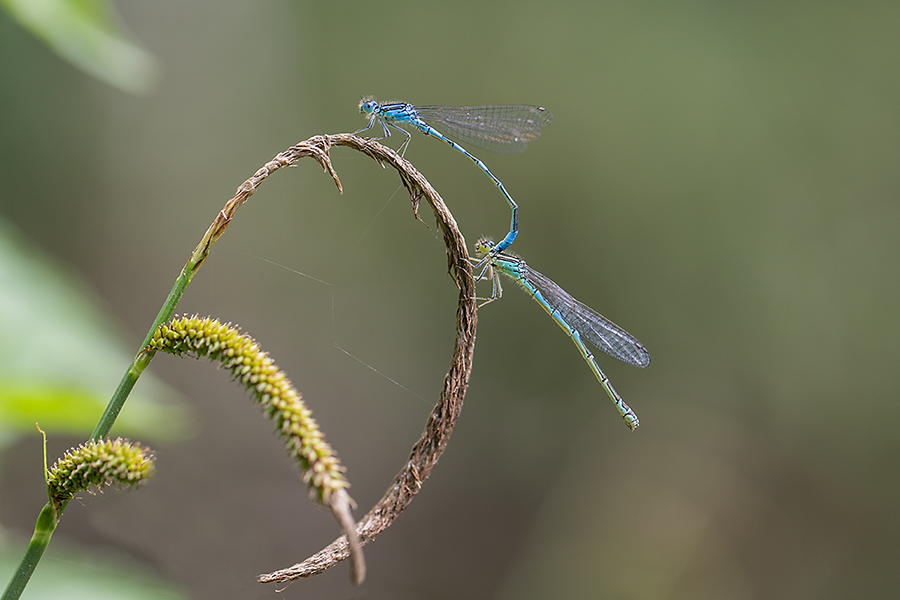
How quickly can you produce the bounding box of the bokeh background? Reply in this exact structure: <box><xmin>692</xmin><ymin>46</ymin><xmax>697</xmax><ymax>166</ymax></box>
<box><xmin>2</xmin><ymin>1</ymin><xmax>900</xmax><ymax>599</ymax></box>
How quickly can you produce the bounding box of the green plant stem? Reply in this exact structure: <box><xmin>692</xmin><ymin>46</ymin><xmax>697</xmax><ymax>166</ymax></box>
<box><xmin>91</xmin><ymin>264</ymin><xmax>195</xmax><ymax>440</ymax></box>
<box><xmin>1</xmin><ymin>504</ymin><xmax>57</xmax><ymax>600</ymax></box>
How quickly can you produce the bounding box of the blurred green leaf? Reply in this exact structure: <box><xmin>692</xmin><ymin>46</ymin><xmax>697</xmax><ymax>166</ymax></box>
<box><xmin>0</xmin><ymin>218</ymin><xmax>190</xmax><ymax>442</ymax></box>
<box><xmin>0</xmin><ymin>0</ymin><xmax>159</xmax><ymax>94</ymax></box>
<box><xmin>0</xmin><ymin>540</ymin><xmax>187</xmax><ymax>600</ymax></box>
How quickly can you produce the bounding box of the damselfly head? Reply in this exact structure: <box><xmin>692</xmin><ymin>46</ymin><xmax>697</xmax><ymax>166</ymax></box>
<box><xmin>358</xmin><ymin>97</ymin><xmax>379</xmax><ymax>115</ymax></box>
<box><xmin>474</xmin><ymin>237</ymin><xmax>496</xmax><ymax>258</ymax></box>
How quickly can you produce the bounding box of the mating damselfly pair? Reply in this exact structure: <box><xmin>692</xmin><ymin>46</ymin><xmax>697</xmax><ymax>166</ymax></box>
<box><xmin>355</xmin><ymin>98</ymin><xmax>649</xmax><ymax>429</ymax></box>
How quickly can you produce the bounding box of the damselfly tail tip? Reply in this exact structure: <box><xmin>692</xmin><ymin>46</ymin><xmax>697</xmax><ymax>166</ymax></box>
<box><xmin>625</xmin><ymin>414</ymin><xmax>640</xmax><ymax>430</ymax></box>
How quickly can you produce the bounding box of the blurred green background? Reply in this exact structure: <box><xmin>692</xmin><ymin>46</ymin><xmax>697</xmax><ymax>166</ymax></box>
<box><xmin>2</xmin><ymin>1</ymin><xmax>899</xmax><ymax>599</ymax></box>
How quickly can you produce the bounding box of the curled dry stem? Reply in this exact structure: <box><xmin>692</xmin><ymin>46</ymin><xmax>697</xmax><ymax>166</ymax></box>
<box><xmin>193</xmin><ymin>134</ymin><xmax>476</xmax><ymax>584</ymax></box>
<box><xmin>221</xmin><ymin>134</ymin><xmax>478</xmax><ymax>584</ymax></box>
